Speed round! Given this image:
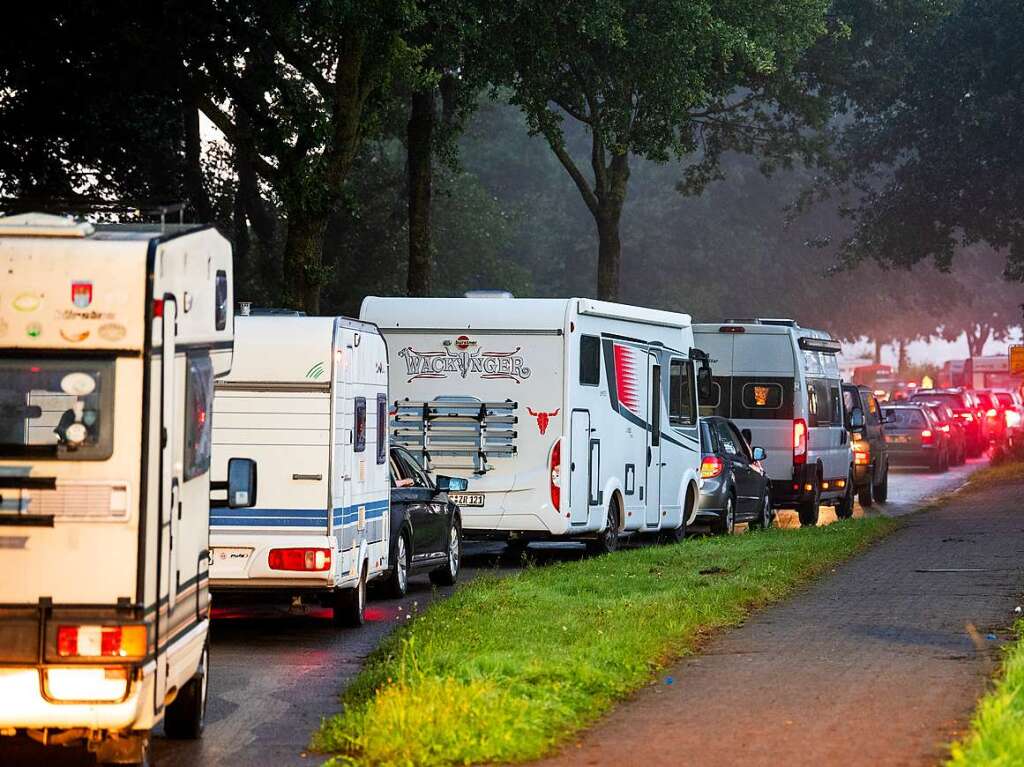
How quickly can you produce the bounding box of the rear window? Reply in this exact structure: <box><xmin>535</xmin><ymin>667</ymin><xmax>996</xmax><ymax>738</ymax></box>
<box><xmin>724</xmin><ymin>376</ymin><xmax>794</xmax><ymax>420</ymax></box>
<box><xmin>912</xmin><ymin>393</ymin><xmax>964</xmax><ymax>409</ymax></box>
<box><xmin>883</xmin><ymin>408</ymin><xmax>926</xmax><ymax>428</ymax></box>
<box><xmin>184</xmin><ymin>355</ymin><xmax>214</xmax><ymax>481</ymax></box>
<box><xmin>994</xmin><ymin>392</ymin><xmax>1015</xmax><ymax>407</ymax></box>
<box><xmin>579</xmin><ymin>336</ymin><xmax>600</xmax><ymax>386</ymax></box>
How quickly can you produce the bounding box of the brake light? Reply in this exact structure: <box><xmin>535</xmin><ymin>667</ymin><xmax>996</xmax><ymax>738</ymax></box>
<box><xmin>56</xmin><ymin>625</ymin><xmax>147</xmax><ymax>658</ymax></box>
<box><xmin>793</xmin><ymin>419</ymin><xmax>807</xmax><ymax>465</ymax></box>
<box><xmin>957</xmin><ymin>412</ymin><xmax>974</xmax><ymax>422</ymax></box>
<box><xmin>921</xmin><ymin>429</ymin><xmax>933</xmax><ymax>445</ymax></box>
<box><xmin>987</xmin><ymin>408</ymin><xmax>998</xmax><ymax>418</ymax></box>
<box><xmin>854</xmin><ymin>445</ymin><xmax>870</xmax><ymax>465</ymax></box>
<box><xmin>700</xmin><ymin>455</ymin><xmax>725</xmax><ymax>479</ymax></box>
<box><xmin>268</xmin><ymin>548</ymin><xmax>331</xmax><ymax>571</ymax></box>
<box><xmin>550</xmin><ymin>439</ymin><xmax>561</xmax><ymax>511</ymax></box>
<box><xmin>938</xmin><ymin>424</ymin><xmax>950</xmax><ymax>433</ymax></box>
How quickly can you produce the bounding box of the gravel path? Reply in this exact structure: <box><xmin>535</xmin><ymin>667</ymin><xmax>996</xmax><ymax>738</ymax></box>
<box><xmin>536</xmin><ymin>480</ymin><xmax>1024</xmax><ymax>767</ymax></box>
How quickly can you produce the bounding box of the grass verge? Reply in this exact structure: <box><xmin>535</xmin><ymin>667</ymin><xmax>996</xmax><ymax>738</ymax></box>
<box><xmin>964</xmin><ymin>458</ymin><xmax>1024</xmax><ymax>488</ymax></box>
<box><xmin>314</xmin><ymin>518</ymin><xmax>897</xmax><ymax>766</ymax></box>
<box><xmin>948</xmin><ymin>620</ymin><xmax>1024</xmax><ymax>766</ymax></box>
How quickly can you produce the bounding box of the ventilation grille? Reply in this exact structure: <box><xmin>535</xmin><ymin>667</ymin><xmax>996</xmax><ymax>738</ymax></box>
<box><xmin>15</xmin><ymin>481</ymin><xmax>129</xmax><ymax>521</ymax></box>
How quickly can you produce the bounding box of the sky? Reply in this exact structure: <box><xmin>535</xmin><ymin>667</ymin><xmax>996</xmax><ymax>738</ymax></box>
<box><xmin>842</xmin><ymin>328</ymin><xmax>1024</xmax><ymax>368</ymax></box>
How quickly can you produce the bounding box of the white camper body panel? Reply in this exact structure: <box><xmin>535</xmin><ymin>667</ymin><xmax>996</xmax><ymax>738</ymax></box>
<box><xmin>209</xmin><ymin>316</ymin><xmax>390</xmax><ymax>595</ymax></box>
<box><xmin>360</xmin><ymin>297</ymin><xmax>703</xmax><ymax>540</ymax></box>
<box><xmin>0</xmin><ymin>215</ymin><xmax>233</xmax><ymax>747</ymax></box>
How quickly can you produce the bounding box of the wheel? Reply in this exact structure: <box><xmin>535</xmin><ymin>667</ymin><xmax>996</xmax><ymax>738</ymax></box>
<box><xmin>836</xmin><ymin>470</ymin><xmax>855</xmax><ymax>519</ymax></box>
<box><xmin>383</xmin><ymin>531</ymin><xmax>410</xmax><ymax>598</ymax></box>
<box><xmin>430</xmin><ymin>520</ymin><xmax>461</xmax><ymax>586</ymax></box>
<box><xmin>332</xmin><ymin>566</ymin><xmax>366</xmax><ymax>627</ymax></box>
<box><xmin>797</xmin><ymin>479</ymin><xmax>820</xmax><ymax>528</ymax></box>
<box><xmin>587</xmin><ymin>499</ymin><xmax>620</xmax><ymax>555</ymax></box>
<box><xmin>748</xmin><ymin>491</ymin><xmax>773</xmax><ymax>530</ymax></box>
<box><xmin>711</xmin><ymin>495</ymin><xmax>736</xmax><ymax>535</ymax></box>
<box><xmin>165</xmin><ymin>643</ymin><xmax>208</xmax><ymax>739</ymax></box>
<box><xmin>858</xmin><ymin>468</ymin><xmax>875</xmax><ymax>507</ymax></box>
<box><xmin>873</xmin><ymin>464</ymin><xmax>889</xmax><ymax>503</ymax></box>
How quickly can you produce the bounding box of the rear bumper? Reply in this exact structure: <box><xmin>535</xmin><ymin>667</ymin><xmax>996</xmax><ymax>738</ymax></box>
<box><xmin>887</xmin><ymin>445</ymin><xmax>939</xmax><ymax>465</ymax></box>
<box><xmin>768</xmin><ymin>465</ymin><xmax>815</xmax><ymax>508</ymax></box>
<box><xmin>209</xmin><ymin>532</ymin><xmax>337</xmax><ymax>591</ymax></box>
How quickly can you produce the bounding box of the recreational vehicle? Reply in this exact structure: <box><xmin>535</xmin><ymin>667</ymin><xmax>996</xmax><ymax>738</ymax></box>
<box><xmin>693</xmin><ymin>319</ymin><xmax>854</xmax><ymax>526</ymax></box>
<box><xmin>0</xmin><ymin>213</ymin><xmax>255</xmax><ymax>764</ymax></box>
<box><xmin>208</xmin><ymin>315</ymin><xmax>390</xmax><ymax>626</ymax></box>
<box><xmin>360</xmin><ymin>297</ymin><xmax>710</xmax><ymax>552</ymax></box>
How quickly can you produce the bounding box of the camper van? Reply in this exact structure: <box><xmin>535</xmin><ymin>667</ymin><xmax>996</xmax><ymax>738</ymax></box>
<box><xmin>0</xmin><ymin>213</ymin><xmax>254</xmax><ymax>765</ymax></box>
<box><xmin>693</xmin><ymin>319</ymin><xmax>854</xmax><ymax>526</ymax></box>
<box><xmin>360</xmin><ymin>297</ymin><xmax>710</xmax><ymax>552</ymax></box>
<box><xmin>208</xmin><ymin>315</ymin><xmax>390</xmax><ymax>626</ymax></box>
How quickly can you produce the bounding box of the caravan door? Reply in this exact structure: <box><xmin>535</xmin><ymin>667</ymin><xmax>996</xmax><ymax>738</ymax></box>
<box><xmin>156</xmin><ymin>296</ymin><xmax>178</xmax><ymax>706</ymax></box>
<box><xmin>645</xmin><ymin>354</ymin><xmax>662</xmax><ymax>527</ymax></box>
<box><xmin>569</xmin><ymin>410</ymin><xmax>591</xmax><ymax>525</ymax></box>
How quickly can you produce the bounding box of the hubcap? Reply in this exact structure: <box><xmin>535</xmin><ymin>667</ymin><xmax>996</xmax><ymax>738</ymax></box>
<box><xmin>725</xmin><ymin>499</ymin><xmax>734</xmax><ymax>532</ymax></box>
<box><xmin>358</xmin><ymin>574</ymin><xmax>366</xmax><ymax>613</ymax></box>
<box><xmin>199</xmin><ymin>647</ymin><xmax>208</xmax><ymax>720</ymax></box>
<box><xmin>449</xmin><ymin>526</ymin><xmax>460</xmax><ymax>575</ymax></box>
<box><xmin>397</xmin><ymin>536</ymin><xmax>408</xmax><ymax>592</ymax></box>
<box><xmin>763</xmin><ymin>496</ymin><xmax>771</xmax><ymax>527</ymax></box>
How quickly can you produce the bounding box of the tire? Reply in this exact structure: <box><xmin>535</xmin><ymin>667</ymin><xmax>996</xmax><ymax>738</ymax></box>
<box><xmin>873</xmin><ymin>464</ymin><xmax>889</xmax><ymax>503</ymax></box>
<box><xmin>332</xmin><ymin>565</ymin><xmax>366</xmax><ymax>627</ymax></box>
<box><xmin>749</xmin><ymin>491</ymin><xmax>773</xmax><ymax>530</ymax></box>
<box><xmin>587</xmin><ymin>499</ymin><xmax>620</xmax><ymax>555</ymax></box>
<box><xmin>836</xmin><ymin>470</ymin><xmax>855</xmax><ymax>519</ymax></box>
<box><xmin>858</xmin><ymin>468</ymin><xmax>874</xmax><ymax>507</ymax></box>
<box><xmin>383</xmin><ymin>531</ymin><xmax>410</xmax><ymax>598</ymax></box>
<box><xmin>711</xmin><ymin>495</ymin><xmax>736</xmax><ymax>535</ymax></box>
<box><xmin>797</xmin><ymin>479</ymin><xmax>820</xmax><ymax>528</ymax></box>
<box><xmin>164</xmin><ymin>643</ymin><xmax>208</xmax><ymax>739</ymax></box>
<box><xmin>430</xmin><ymin>520</ymin><xmax>461</xmax><ymax>586</ymax></box>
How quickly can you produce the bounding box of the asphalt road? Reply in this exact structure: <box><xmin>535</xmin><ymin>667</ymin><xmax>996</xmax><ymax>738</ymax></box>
<box><xmin>0</xmin><ymin>456</ymin><xmax>986</xmax><ymax>766</ymax></box>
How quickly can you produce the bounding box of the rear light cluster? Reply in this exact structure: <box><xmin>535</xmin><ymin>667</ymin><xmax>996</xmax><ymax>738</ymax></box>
<box><xmin>1007</xmin><ymin>410</ymin><xmax>1022</xmax><ymax>428</ymax></box>
<box><xmin>920</xmin><ymin>429</ymin><xmax>934</xmax><ymax>446</ymax></box>
<box><xmin>853</xmin><ymin>444</ymin><xmax>870</xmax><ymax>466</ymax></box>
<box><xmin>550</xmin><ymin>439</ymin><xmax>561</xmax><ymax>511</ymax></box>
<box><xmin>700</xmin><ymin>455</ymin><xmax>724</xmax><ymax>479</ymax></box>
<box><xmin>956</xmin><ymin>411</ymin><xmax>974</xmax><ymax>422</ymax></box>
<box><xmin>793</xmin><ymin>419</ymin><xmax>807</xmax><ymax>465</ymax></box>
<box><xmin>268</xmin><ymin>548</ymin><xmax>331</xmax><ymax>571</ymax></box>
<box><xmin>57</xmin><ymin>625</ymin><xmax>146</xmax><ymax>658</ymax></box>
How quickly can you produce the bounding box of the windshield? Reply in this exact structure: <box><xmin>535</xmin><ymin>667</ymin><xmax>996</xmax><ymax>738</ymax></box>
<box><xmin>0</xmin><ymin>358</ymin><xmax>115</xmax><ymax>460</ymax></box>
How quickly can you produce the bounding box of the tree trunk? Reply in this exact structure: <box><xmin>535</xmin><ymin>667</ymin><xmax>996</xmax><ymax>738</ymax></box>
<box><xmin>282</xmin><ymin>213</ymin><xmax>328</xmax><ymax>315</ymax></box>
<box><xmin>967</xmin><ymin>323</ymin><xmax>991</xmax><ymax>357</ymax></box>
<box><xmin>406</xmin><ymin>88</ymin><xmax>435</xmax><ymax>297</ymax></box>
<box><xmin>896</xmin><ymin>337</ymin><xmax>908</xmax><ymax>375</ymax></box>
<box><xmin>182</xmin><ymin>97</ymin><xmax>212</xmax><ymax>222</ymax></box>
<box><xmin>873</xmin><ymin>338</ymin><xmax>882</xmax><ymax>363</ymax></box>
<box><xmin>596</xmin><ymin>212</ymin><xmax>621</xmax><ymax>302</ymax></box>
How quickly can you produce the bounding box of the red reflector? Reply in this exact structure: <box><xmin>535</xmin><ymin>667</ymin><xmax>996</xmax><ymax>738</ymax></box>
<box><xmin>550</xmin><ymin>439</ymin><xmax>561</xmax><ymax>511</ymax></box>
<box><xmin>268</xmin><ymin>548</ymin><xmax>331</xmax><ymax>571</ymax></box>
<box><xmin>153</xmin><ymin>299</ymin><xmax>164</xmax><ymax>318</ymax></box>
<box><xmin>57</xmin><ymin>626</ymin><xmax>78</xmax><ymax>657</ymax></box>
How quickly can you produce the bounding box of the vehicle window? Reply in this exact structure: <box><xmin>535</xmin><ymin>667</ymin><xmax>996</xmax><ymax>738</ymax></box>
<box><xmin>728</xmin><ymin>423</ymin><xmax>752</xmax><ymax>459</ymax></box>
<box><xmin>742</xmin><ymin>383</ymin><xmax>783</xmax><ymax>411</ymax></box>
<box><xmin>376</xmin><ymin>393</ymin><xmax>387</xmax><ymax>464</ymax></box>
<box><xmin>394</xmin><ymin>448</ymin><xmax>431</xmax><ymax>488</ymax></box>
<box><xmin>650</xmin><ymin>364</ymin><xmax>661</xmax><ymax>447</ymax></box>
<box><xmin>215</xmin><ymin>270</ymin><xmax>228</xmax><ymax>331</ymax></box>
<box><xmin>354</xmin><ymin>397</ymin><xmax>366</xmax><ymax>452</ymax></box>
<box><xmin>0</xmin><ymin>358</ymin><xmax>114</xmax><ymax>460</ymax></box>
<box><xmin>184</xmin><ymin>355</ymin><xmax>214</xmax><ymax>481</ymax></box>
<box><xmin>913</xmin><ymin>393</ymin><xmax>964</xmax><ymax>410</ymax></box>
<box><xmin>842</xmin><ymin>388</ymin><xmax>857</xmax><ymax>416</ymax></box>
<box><xmin>579</xmin><ymin>335</ymin><xmax>600</xmax><ymax>386</ymax></box>
<box><xmin>995</xmin><ymin>392</ymin><xmax>1014</xmax><ymax>407</ymax></box>
<box><xmin>388</xmin><ymin>456</ymin><xmax>402</xmax><ymax>488</ymax></box>
<box><xmin>699</xmin><ymin>420</ymin><xmax>716</xmax><ymax>452</ymax></box>
<box><xmin>669</xmin><ymin>359</ymin><xmax>696</xmax><ymax>427</ymax></box>
<box><xmin>729</xmin><ymin>376</ymin><xmax>794</xmax><ymax>420</ymax></box>
<box><xmin>867</xmin><ymin>395</ymin><xmax>881</xmax><ymax>424</ymax></box>
<box><xmin>715</xmin><ymin>421</ymin><xmax>739</xmax><ymax>456</ymax></box>
<box><xmin>808</xmin><ymin>379</ymin><xmax>833</xmax><ymax>427</ymax></box>
<box><xmin>700</xmin><ymin>379</ymin><xmax>729</xmax><ymax>418</ymax></box>
<box><xmin>883</xmin><ymin>408</ymin><xmax>926</xmax><ymax>428</ymax></box>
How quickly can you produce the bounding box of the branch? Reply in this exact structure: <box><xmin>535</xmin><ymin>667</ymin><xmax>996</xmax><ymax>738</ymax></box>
<box><xmin>196</xmin><ymin>95</ymin><xmax>280</xmax><ymax>181</ymax></box>
<box><xmin>549</xmin><ymin>139</ymin><xmax>598</xmax><ymax>216</ymax></box>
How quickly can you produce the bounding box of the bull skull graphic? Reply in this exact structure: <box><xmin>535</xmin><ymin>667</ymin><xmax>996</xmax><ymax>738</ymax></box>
<box><xmin>527</xmin><ymin>407</ymin><xmax>560</xmax><ymax>435</ymax></box>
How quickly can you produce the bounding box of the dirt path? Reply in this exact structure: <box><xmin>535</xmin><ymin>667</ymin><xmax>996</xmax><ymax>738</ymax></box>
<box><xmin>536</xmin><ymin>482</ymin><xmax>1024</xmax><ymax>767</ymax></box>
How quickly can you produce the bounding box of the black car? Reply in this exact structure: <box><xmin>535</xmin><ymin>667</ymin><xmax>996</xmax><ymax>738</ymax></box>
<box><xmin>842</xmin><ymin>383</ymin><xmax>890</xmax><ymax>506</ymax></box>
<box><xmin>881</xmin><ymin>404</ymin><xmax>950</xmax><ymax>471</ymax></box>
<box><xmin>696</xmin><ymin>416</ymin><xmax>773</xmax><ymax>534</ymax></box>
<box><xmin>909</xmin><ymin>389</ymin><xmax>985</xmax><ymax>456</ymax></box>
<box><xmin>382</xmin><ymin>446</ymin><xmax>465</xmax><ymax>597</ymax></box>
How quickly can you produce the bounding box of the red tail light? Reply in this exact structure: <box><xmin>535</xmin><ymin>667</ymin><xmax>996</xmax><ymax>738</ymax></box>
<box><xmin>854</xmin><ymin>444</ymin><xmax>870</xmax><ymax>466</ymax></box>
<box><xmin>793</xmin><ymin>419</ymin><xmax>807</xmax><ymax>465</ymax></box>
<box><xmin>550</xmin><ymin>439</ymin><xmax>561</xmax><ymax>511</ymax></box>
<box><xmin>938</xmin><ymin>424</ymin><xmax>950</xmax><ymax>433</ymax></box>
<box><xmin>957</xmin><ymin>411</ymin><xmax>974</xmax><ymax>422</ymax></box>
<box><xmin>920</xmin><ymin>429</ymin><xmax>933</xmax><ymax>445</ymax></box>
<box><xmin>987</xmin><ymin>408</ymin><xmax>998</xmax><ymax>418</ymax></box>
<box><xmin>56</xmin><ymin>625</ymin><xmax>147</xmax><ymax>658</ymax></box>
<box><xmin>700</xmin><ymin>455</ymin><xmax>725</xmax><ymax>479</ymax></box>
<box><xmin>268</xmin><ymin>548</ymin><xmax>331</xmax><ymax>571</ymax></box>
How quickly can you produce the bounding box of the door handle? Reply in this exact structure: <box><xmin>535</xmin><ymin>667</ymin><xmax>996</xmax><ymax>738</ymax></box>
<box><xmin>646</xmin><ymin>446</ymin><xmax>652</xmax><ymax>466</ymax></box>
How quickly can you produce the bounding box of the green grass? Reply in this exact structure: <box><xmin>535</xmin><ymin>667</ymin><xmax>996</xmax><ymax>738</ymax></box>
<box><xmin>948</xmin><ymin>620</ymin><xmax>1024</xmax><ymax>766</ymax></box>
<box><xmin>965</xmin><ymin>458</ymin><xmax>1024</xmax><ymax>489</ymax></box>
<box><xmin>313</xmin><ymin>518</ymin><xmax>898</xmax><ymax>766</ymax></box>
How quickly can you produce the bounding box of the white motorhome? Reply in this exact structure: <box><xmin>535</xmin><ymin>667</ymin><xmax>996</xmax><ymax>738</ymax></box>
<box><xmin>360</xmin><ymin>297</ymin><xmax>709</xmax><ymax>552</ymax></box>
<box><xmin>0</xmin><ymin>213</ymin><xmax>255</xmax><ymax>765</ymax></box>
<box><xmin>208</xmin><ymin>315</ymin><xmax>390</xmax><ymax>626</ymax></box>
<box><xmin>693</xmin><ymin>319</ymin><xmax>854</xmax><ymax>526</ymax></box>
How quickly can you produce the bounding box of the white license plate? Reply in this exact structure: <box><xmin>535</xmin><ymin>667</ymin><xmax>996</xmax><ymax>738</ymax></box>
<box><xmin>210</xmin><ymin>547</ymin><xmax>254</xmax><ymax>573</ymax></box>
<box><xmin>887</xmin><ymin>434</ymin><xmax>911</xmax><ymax>444</ymax></box>
<box><xmin>449</xmin><ymin>493</ymin><xmax>485</xmax><ymax>507</ymax></box>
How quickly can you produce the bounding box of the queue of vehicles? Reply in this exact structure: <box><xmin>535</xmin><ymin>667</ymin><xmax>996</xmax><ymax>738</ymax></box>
<box><xmin>0</xmin><ymin>212</ymin><xmax>1004</xmax><ymax>766</ymax></box>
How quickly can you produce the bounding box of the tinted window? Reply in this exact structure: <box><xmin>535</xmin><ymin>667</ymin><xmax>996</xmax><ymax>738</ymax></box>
<box><xmin>699</xmin><ymin>420</ymin><xmax>715</xmax><ymax>452</ymax></box>
<box><xmin>994</xmin><ymin>392</ymin><xmax>1015</xmax><ymax>407</ymax></box>
<box><xmin>830</xmin><ymin>384</ymin><xmax>842</xmax><ymax>424</ymax></box>
<box><xmin>912</xmin><ymin>393</ymin><xmax>965</xmax><ymax>410</ymax></box>
<box><xmin>650</xmin><ymin>365</ymin><xmax>661</xmax><ymax>446</ymax></box>
<box><xmin>392</xmin><ymin>448</ymin><xmax>430</xmax><ymax>488</ymax></box>
<box><xmin>184</xmin><ymin>355</ymin><xmax>214</xmax><ymax>481</ymax></box>
<box><xmin>729</xmin><ymin>376</ymin><xmax>794</xmax><ymax>420</ymax></box>
<box><xmin>580</xmin><ymin>335</ymin><xmax>600</xmax><ymax>386</ymax></box>
<box><xmin>715</xmin><ymin>420</ymin><xmax>739</xmax><ymax>455</ymax></box>
<box><xmin>742</xmin><ymin>383</ymin><xmax>783</xmax><ymax>410</ymax></box>
<box><xmin>215</xmin><ymin>270</ymin><xmax>228</xmax><ymax>331</ymax></box>
<box><xmin>728</xmin><ymin>422</ymin><xmax>752</xmax><ymax>459</ymax></box>
<box><xmin>808</xmin><ymin>379</ymin><xmax>833</xmax><ymax>427</ymax></box>
<box><xmin>883</xmin><ymin>408</ymin><xmax>927</xmax><ymax>428</ymax></box>
<box><xmin>700</xmin><ymin>379</ymin><xmax>729</xmax><ymax>418</ymax></box>
<box><xmin>376</xmin><ymin>393</ymin><xmax>387</xmax><ymax>464</ymax></box>
<box><xmin>354</xmin><ymin>397</ymin><xmax>366</xmax><ymax>452</ymax></box>
<box><xmin>669</xmin><ymin>359</ymin><xmax>696</xmax><ymax>426</ymax></box>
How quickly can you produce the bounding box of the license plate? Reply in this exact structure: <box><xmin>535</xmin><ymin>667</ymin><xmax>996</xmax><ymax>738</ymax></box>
<box><xmin>210</xmin><ymin>547</ymin><xmax>253</xmax><ymax>573</ymax></box>
<box><xmin>449</xmin><ymin>493</ymin><xmax>485</xmax><ymax>507</ymax></box>
<box><xmin>887</xmin><ymin>434</ymin><xmax>911</xmax><ymax>444</ymax></box>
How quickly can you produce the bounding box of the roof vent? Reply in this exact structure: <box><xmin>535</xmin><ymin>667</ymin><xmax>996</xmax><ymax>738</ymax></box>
<box><xmin>0</xmin><ymin>212</ymin><xmax>95</xmax><ymax>238</ymax></box>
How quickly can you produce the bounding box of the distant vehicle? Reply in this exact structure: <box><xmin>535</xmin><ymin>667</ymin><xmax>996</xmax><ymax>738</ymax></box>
<box><xmin>852</xmin><ymin>363</ymin><xmax>896</xmax><ymax>400</ymax></box>
<box><xmin>696</xmin><ymin>417</ymin><xmax>773</xmax><ymax>534</ymax></box>
<box><xmin>917</xmin><ymin>401</ymin><xmax>966</xmax><ymax>466</ymax></box>
<box><xmin>985</xmin><ymin>389</ymin><xmax>1024</xmax><ymax>445</ymax></box>
<box><xmin>208</xmin><ymin>315</ymin><xmax>390</xmax><ymax>627</ymax></box>
<box><xmin>0</xmin><ymin>213</ymin><xmax>255</xmax><ymax>764</ymax></box>
<box><xmin>383</xmin><ymin>446</ymin><xmax>466</xmax><ymax>597</ymax></box>
<box><xmin>974</xmin><ymin>390</ymin><xmax>1008</xmax><ymax>447</ymax></box>
<box><xmin>882</xmin><ymin>404</ymin><xmax>951</xmax><ymax>471</ymax></box>
<box><xmin>362</xmin><ymin>297</ymin><xmax>711</xmax><ymax>554</ymax></box>
<box><xmin>909</xmin><ymin>389</ymin><xmax>985</xmax><ymax>457</ymax></box>
<box><xmin>694</xmin><ymin>319</ymin><xmax>853</xmax><ymax>527</ymax></box>
<box><xmin>842</xmin><ymin>384</ymin><xmax>890</xmax><ymax>506</ymax></box>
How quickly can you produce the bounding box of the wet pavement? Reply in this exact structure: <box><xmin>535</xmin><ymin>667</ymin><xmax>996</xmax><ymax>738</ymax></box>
<box><xmin>0</xmin><ymin>456</ymin><xmax>987</xmax><ymax>766</ymax></box>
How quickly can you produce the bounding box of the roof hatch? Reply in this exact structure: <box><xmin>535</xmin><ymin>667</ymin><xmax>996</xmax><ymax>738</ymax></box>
<box><xmin>0</xmin><ymin>212</ymin><xmax>95</xmax><ymax>238</ymax></box>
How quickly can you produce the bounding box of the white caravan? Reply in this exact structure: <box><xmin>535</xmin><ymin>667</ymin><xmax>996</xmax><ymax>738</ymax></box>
<box><xmin>0</xmin><ymin>213</ymin><xmax>255</xmax><ymax>765</ymax></box>
<box><xmin>360</xmin><ymin>297</ymin><xmax>710</xmax><ymax>552</ymax></box>
<box><xmin>208</xmin><ymin>315</ymin><xmax>390</xmax><ymax>625</ymax></box>
<box><xmin>693</xmin><ymin>319</ymin><xmax>854</xmax><ymax>526</ymax></box>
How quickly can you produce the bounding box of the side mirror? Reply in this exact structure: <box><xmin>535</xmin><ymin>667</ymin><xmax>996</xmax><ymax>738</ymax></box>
<box><xmin>436</xmin><ymin>475</ymin><xmax>468</xmax><ymax>493</ymax></box>
<box><xmin>697</xmin><ymin>365</ymin><xmax>713</xmax><ymax>402</ymax></box>
<box><xmin>751</xmin><ymin>446</ymin><xmax>767</xmax><ymax>462</ymax></box>
<box><xmin>850</xmin><ymin>408</ymin><xmax>865</xmax><ymax>430</ymax></box>
<box><xmin>227</xmin><ymin>457</ymin><xmax>258</xmax><ymax>508</ymax></box>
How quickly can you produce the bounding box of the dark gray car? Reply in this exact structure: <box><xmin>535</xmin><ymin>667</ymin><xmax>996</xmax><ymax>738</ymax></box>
<box><xmin>696</xmin><ymin>416</ymin><xmax>773</xmax><ymax>534</ymax></box>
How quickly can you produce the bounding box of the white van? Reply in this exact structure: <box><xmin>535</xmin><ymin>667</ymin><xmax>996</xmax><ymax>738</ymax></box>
<box><xmin>208</xmin><ymin>315</ymin><xmax>390</xmax><ymax>626</ymax></box>
<box><xmin>0</xmin><ymin>213</ymin><xmax>255</xmax><ymax>765</ymax></box>
<box><xmin>693</xmin><ymin>319</ymin><xmax>853</xmax><ymax>526</ymax></box>
<box><xmin>360</xmin><ymin>297</ymin><xmax>710</xmax><ymax>552</ymax></box>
